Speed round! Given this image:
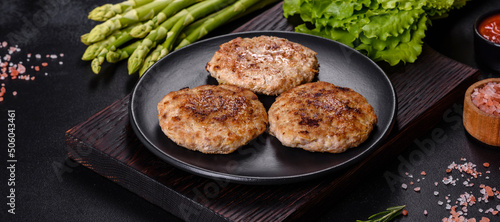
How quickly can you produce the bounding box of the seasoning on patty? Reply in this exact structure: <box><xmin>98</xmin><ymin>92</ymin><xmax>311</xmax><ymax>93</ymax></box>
<box><xmin>157</xmin><ymin>84</ymin><xmax>268</xmax><ymax>154</ymax></box>
<box><xmin>268</xmin><ymin>81</ymin><xmax>377</xmax><ymax>153</ymax></box>
<box><xmin>206</xmin><ymin>35</ymin><xmax>319</xmax><ymax>96</ymax></box>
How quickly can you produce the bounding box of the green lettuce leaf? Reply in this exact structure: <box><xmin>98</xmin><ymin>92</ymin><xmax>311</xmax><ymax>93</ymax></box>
<box><xmin>295</xmin><ymin>24</ymin><xmax>358</xmax><ymax>47</ymax></box>
<box><xmin>374</xmin><ymin>0</ymin><xmax>426</xmax><ymax>10</ymax></box>
<box><xmin>362</xmin><ymin>8</ymin><xmax>424</xmax><ymax>40</ymax></box>
<box><xmin>282</xmin><ymin>0</ymin><xmax>302</xmax><ymax>18</ymax></box>
<box><xmin>359</xmin><ymin>15</ymin><xmax>428</xmax><ymax>65</ymax></box>
<box><xmin>283</xmin><ymin>0</ymin><xmax>468</xmax><ymax>66</ymax></box>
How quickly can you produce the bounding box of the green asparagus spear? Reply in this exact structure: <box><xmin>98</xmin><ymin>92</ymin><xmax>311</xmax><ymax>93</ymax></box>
<box><xmin>139</xmin><ymin>6</ymin><xmax>218</xmax><ymax>75</ymax></box>
<box><xmin>81</xmin><ymin>33</ymin><xmax>91</xmax><ymax>45</ymax></box>
<box><xmin>130</xmin><ymin>0</ymin><xmax>203</xmax><ymax>38</ymax></box>
<box><xmin>176</xmin><ymin>0</ymin><xmax>268</xmax><ymax>50</ymax></box>
<box><xmin>176</xmin><ymin>11</ymin><xmax>218</xmax><ymax>41</ymax></box>
<box><xmin>138</xmin><ymin>15</ymin><xmax>186</xmax><ymax>76</ymax></box>
<box><xmin>88</xmin><ymin>0</ymin><xmax>155</xmax><ymax>21</ymax></box>
<box><xmin>127</xmin><ymin>0</ymin><xmax>236</xmax><ymax>74</ymax></box>
<box><xmin>141</xmin><ymin>0</ymin><xmax>279</xmax><ymax>75</ymax></box>
<box><xmin>177</xmin><ymin>0</ymin><xmax>279</xmax><ymax>41</ymax></box>
<box><xmin>106</xmin><ymin>40</ymin><xmax>142</xmax><ymax>63</ymax></box>
<box><xmin>139</xmin><ymin>11</ymin><xmax>214</xmax><ymax>75</ymax></box>
<box><xmin>82</xmin><ymin>30</ymin><xmax>124</xmax><ymax>61</ymax></box>
<box><xmin>86</xmin><ymin>0</ymin><xmax>172</xmax><ymax>44</ymax></box>
<box><xmin>83</xmin><ymin>0</ymin><xmax>280</xmax><ymax>77</ymax></box>
<box><xmin>91</xmin><ymin>24</ymin><xmax>142</xmax><ymax>73</ymax></box>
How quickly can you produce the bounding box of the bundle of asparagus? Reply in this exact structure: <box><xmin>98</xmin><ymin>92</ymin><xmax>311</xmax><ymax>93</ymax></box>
<box><xmin>81</xmin><ymin>0</ymin><xmax>280</xmax><ymax>76</ymax></box>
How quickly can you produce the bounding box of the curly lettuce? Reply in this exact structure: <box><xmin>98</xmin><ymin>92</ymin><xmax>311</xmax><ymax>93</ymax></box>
<box><xmin>283</xmin><ymin>0</ymin><xmax>469</xmax><ymax>66</ymax></box>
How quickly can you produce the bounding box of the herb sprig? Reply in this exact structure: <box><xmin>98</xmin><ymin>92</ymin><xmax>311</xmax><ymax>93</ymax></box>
<box><xmin>356</xmin><ymin>205</ymin><xmax>406</xmax><ymax>222</ymax></box>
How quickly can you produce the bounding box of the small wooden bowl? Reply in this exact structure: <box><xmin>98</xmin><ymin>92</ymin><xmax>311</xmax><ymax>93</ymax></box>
<box><xmin>463</xmin><ymin>78</ymin><xmax>500</xmax><ymax>146</ymax></box>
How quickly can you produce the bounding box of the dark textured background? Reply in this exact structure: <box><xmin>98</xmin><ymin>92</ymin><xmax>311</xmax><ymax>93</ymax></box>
<box><xmin>0</xmin><ymin>0</ymin><xmax>499</xmax><ymax>221</ymax></box>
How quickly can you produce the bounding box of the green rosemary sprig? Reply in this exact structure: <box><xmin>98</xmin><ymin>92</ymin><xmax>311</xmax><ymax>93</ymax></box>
<box><xmin>356</xmin><ymin>205</ymin><xmax>406</xmax><ymax>222</ymax></box>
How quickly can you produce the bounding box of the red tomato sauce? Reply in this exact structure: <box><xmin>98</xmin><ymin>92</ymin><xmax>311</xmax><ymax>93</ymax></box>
<box><xmin>478</xmin><ymin>13</ymin><xmax>500</xmax><ymax>44</ymax></box>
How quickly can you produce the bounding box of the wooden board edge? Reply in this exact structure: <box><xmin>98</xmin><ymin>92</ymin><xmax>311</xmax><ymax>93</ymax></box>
<box><xmin>64</xmin><ymin>131</ymin><xmax>230</xmax><ymax>222</ymax></box>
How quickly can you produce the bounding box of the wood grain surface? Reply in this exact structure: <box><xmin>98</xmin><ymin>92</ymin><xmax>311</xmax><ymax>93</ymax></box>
<box><xmin>66</xmin><ymin>2</ymin><xmax>481</xmax><ymax>222</ymax></box>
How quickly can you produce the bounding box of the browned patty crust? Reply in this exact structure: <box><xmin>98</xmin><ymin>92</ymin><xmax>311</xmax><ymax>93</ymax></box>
<box><xmin>268</xmin><ymin>81</ymin><xmax>378</xmax><ymax>153</ymax></box>
<box><xmin>206</xmin><ymin>35</ymin><xmax>319</xmax><ymax>95</ymax></box>
<box><xmin>157</xmin><ymin>84</ymin><xmax>268</xmax><ymax>154</ymax></box>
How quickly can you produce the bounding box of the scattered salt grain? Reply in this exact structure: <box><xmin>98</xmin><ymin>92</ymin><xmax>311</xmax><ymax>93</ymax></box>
<box><xmin>402</xmin><ymin>183</ymin><xmax>408</xmax><ymax>190</ymax></box>
<box><xmin>0</xmin><ymin>40</ymin><xmax>63</xmax><ymax>103</ymax></box>
<box><xmin>443</xmin><ymin>176</ymin><xmax>457</xmax><ymax>186</ymax></box>
<box><xmin>463</xmin><ymin>180</ymin><xmax>475</xmax><ymax>187</ymax></box>
<box><xmin>438</xmin><ymin>201</ymin><xmax>444</xmax><ymax>206</ymax></box>
<box><xmin>402</xmin><ymin>209</ymin><xmax>408</xmax><ymax>216</ymax></box>
<box><xmin>424</xmin><ymin>210</ymin><xmax>428</xmax><ymax>216</ymax></box>
<box><xmin>480</xmin><ymin>217</ymin><xmax>491</xmax><ymax>222</ymax></box>
<box><xmin>485</xmin><ymin>208</ymin><xmax>494</xmax><ymax>214</ymax></box>
<box><xmin>434</xmin><ymin>191</ymin><xmax>439</xmax><ymax>196</ymax></box>
<box><xmin>8</xmin><ymin>47</ymin><xmax>16</xmax><ymax>54</ymax></box>
<box><xmin>17</xmin><ymin>64</ymin><xmax>25</xmax><ymax>73</ymax></box>
<box><xmin>414</xmin><ymin>187</ymin><xmax>421</xmax><ymax>192</ymax></box>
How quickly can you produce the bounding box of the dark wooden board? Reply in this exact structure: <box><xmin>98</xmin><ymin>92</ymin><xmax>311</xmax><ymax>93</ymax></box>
<box><xmin>66</xmin><ymin>2</ymin><xmax>481</xmax><ymax>222</ymax></box>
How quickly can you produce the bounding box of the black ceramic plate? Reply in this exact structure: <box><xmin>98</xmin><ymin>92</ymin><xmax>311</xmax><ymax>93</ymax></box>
<box><xmin>130</xmin><ymin>31</ymin><xmax>396</xmax><ymax>185</ymax></box>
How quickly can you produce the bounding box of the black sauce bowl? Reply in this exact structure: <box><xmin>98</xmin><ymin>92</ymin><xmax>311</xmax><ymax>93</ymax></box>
<box><xmin>474</xmin><ymin>9</ymin><xmax>500</xmax><ymax>72</ymax></box>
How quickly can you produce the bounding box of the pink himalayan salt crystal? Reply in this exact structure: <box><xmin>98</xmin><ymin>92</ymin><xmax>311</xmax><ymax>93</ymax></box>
<box><xmin>471</xmin><ymin>82</ymin><xmax>500</xmax><ymax>116</ymax></box>
<box><xmin>17</xmin><ymin>64</ymin><xmax>26</xmax><ymax>74</ymax></box>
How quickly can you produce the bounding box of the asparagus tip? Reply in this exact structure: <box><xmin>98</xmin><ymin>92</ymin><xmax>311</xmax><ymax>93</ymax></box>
<box><xmin>88</xmin><ymin>4</ymin><xmax>114</xmax><ymax>21</ymax></box>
